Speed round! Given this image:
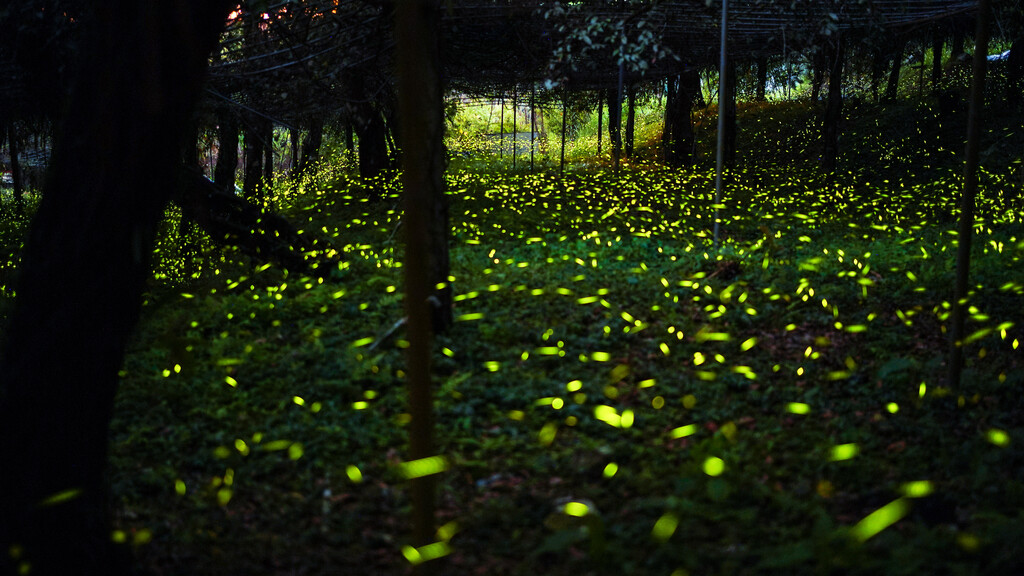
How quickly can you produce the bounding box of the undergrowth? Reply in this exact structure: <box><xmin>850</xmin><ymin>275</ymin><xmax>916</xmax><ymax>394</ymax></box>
<box><xmin>3</xmin><ymin>95</ymin><xmax>1024</xmax><ymax>575</ymax></box>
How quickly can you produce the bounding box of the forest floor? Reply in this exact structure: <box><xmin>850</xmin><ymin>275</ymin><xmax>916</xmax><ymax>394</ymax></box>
<box><xmin>5</xmin><ymin>94</ymin><xmax>1024</xmax><ymax>575</ymax></box>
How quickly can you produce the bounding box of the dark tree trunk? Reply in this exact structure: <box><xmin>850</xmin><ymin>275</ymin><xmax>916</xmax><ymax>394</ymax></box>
<box><xmin>932</xmin><ymin>27</ymin><xmax>944</xmax><ymax>89</ymax></box>
<box><xmin>512</xmin><ymin>90</ymin><xmax>518</xmax><ymax>170</ymax></box>
<box><xmin>299</xmin><ymin>121</ymin><xmax>323</xmax><ymax>173</ymax></box>
<box><xmin>0</xmin><ymin>2</ymin><xmax>230</xmax><ymax>575</ymax></box>
<box><xmin>811</xmin><ymin>50</ymin><xmax>826</xmax><ymax>101</ymax></box>
<box><xmin>625</xmin><ymin>85</ymin><xmax>636</xmax><ymax>157</ymax></box>
<box><xmin>1006</xmin><ymin>38</ymin><xmax>1023</xmax><ymax>105</ymax></box>
<box><xmin>344</xmin><ymin>121</ymin><xmax>354</xmax><ymax>154</ymax></box>
<box><xmin>951</xmin><ymin>25</ymin><xmax>966</xmax><ymax>60</ymax></box>
<box><xmin>723</xmin><ymin>58</ymin><xmax>737</xmax><ymax>167</ymax></box>
<box><xmin>661</xmin><ymin>75</ymin><xmax>676</xmax><ymax>161</ymax></box>
<box><xmin>596</xmin><ymin>92</ymin><xmax>603</xmax><ymax>156</ymax></box>
<box><xmin>663</xmin><ymin>71</ymin><xmax>698</xmax><ymax>167</ymax></box>
<box><xmin>871</xmin><ymin>48</ymin><xmax>885</xmax><ymax>102</ymax></box>
<box><xmin>560</xmin><ymin>92</ymin><xmax>567</xmax><ymax>174</ymax></box>
<box><xmin>822</xmin><ymin>38</ymin><xmax>846</xmax><ymax>174</ymax></box>
<box><xmin>606</xmin><ymin>87</ymin><xmax>622</xmax><ymax>164</ymax></box>
<box><xmin>356</xmin><ymin>109</ymin><xmax>389</xmax><ymax>179</ymax></box>
<box><xmin>7</xmin><ymin>122</ymin><xmax>25</xmax><ymax>215</ymax></box>
<box><xmin>384</xmin><ymin>109</ymin><xmax>400</xmax><ymax>168</ymax></box>
<box><xmin>289</xmin><ymin>127</ymin><xmax>300</xmax><ymax>176</ymax></box>
<box><xmin>262</xmin><ymin>119</ymin><xmax>274</xmax><ymax>186</ymax></box>
<box><xmin>243</xmin><ymin>120</ymin><xmax>263</xmax><ymax>204</ymax></box>
<box><xmin>756</xmin><ymin>56</ymin><xmax>768</xmax><ymax>101</ymax></box>
<box><xmin>885</xmin><ymin>39</ymin><xmax>907</xmax><ymax>101</ymax></box>
<box><xmin>213</xmin><ymin>108</ymin><xmax>239</xmax><ymax>193</ymax></box>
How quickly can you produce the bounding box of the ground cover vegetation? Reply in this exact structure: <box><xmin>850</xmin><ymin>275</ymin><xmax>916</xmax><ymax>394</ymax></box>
<box><xmin>5</xmin><ymin>87</ymin><xmax>1018</xmax><ymax>573</ymax></box>
<box><xmin>2</xmin><ymin>28</ymin><xmax>1024</xmax><ymax>576</ymax></box>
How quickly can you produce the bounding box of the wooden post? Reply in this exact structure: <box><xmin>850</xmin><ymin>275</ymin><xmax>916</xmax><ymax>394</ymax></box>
<box><xmin>949</xmin><ymin>0</ymin><xmax>992</xmax><ymax>389</ymax></box>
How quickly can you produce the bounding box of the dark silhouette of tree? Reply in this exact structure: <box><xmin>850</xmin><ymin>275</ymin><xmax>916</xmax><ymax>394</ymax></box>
<box><xmin>0</xmin><ymin>2</ymin><xmax>231</xmax><ymax>575</ymax></box>
<box><xmin>822</xmin><ymin>36</ymin><xmax>846</xmax><ymax>174</ymax></box>
<box><xmin>214</xmin><ymin>106</ymin><xmax>240</xmax><ymax>193</ymax></box>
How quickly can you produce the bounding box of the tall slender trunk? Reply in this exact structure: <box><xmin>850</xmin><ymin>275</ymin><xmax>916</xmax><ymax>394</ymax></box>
<box><xmin>951</xmin><ymin>25</ymin><xmax>966</xmax><ymax>60</ymax></box>
<box><xmin>662</xmin><ymin>76</ymin><xmax>677</xmax><ymax>162</ymax></box>
<box><xmin>214</xmin><ymin>109</ymin><xmax>238</xmax><ymax>193</ymax></box>
<box><xmin>949</xmin><ymin>0</ymin><xmax>991</xmax><ymax>389</ymax></box>
<box><xmin>289</xmin><ymin>128</ymin><xmax>300</xmax><ymax>176</ymax></box>
<box><xmin>344</xmin><ymin>121</ymin><xmax>354</xmax><ymax>155</ymax></box>
<box><xmin>932</xmin><ymin>27</ymin><xmax>944</xmax><ymax>90</ymax></box>
<box><xmin>7</xmin><ymin>122</ymin><xmax>24</xmax><ymax>215</ymax></box>
<box><xmin>870</xmin><ymin>48</ymin><xmax>885</xmax><ymax>102</ymax></box>
<box><xmin>606</xmin><ymin>87</ymin><xmax>622</xmax><ymax>165</ymax></box>
<box><xmin>300</xmin><ymin>121</ymin><xmax>323</xmax><ymax>173</ymax></box>
<box><xmin>625</xmin><ymin>85</ymin><xmax>636</xmax><ymax>158</ymax></box>
<box><xmin>822</xmin><ymin>37</ymin><xmax>845</xmax><ymax>174</ymax></box>
<box><xmin>756</xmin><ymin>56</ymin><xmax>768</xmax><ymax>101</ymax></box>
<box><xmin>395</xmin><ymin>3</ymin><xmax>450</xmax><ymax>568</ymax></box>
<box><xmin>356</xmin><ymin>109</ymin><xmax>389</xmax><ymax>179</ymax></box>
<box><xmin>811</xmin><ymin>50</ymin><xmax>826</xmax><ymax>101</ymax></box>
<box><xmin>261</xmin><ymin>119</ymin><xmax>273</xmax><ymax>187</ymax></box>
<box><xmin>885</xmin><ymin>39</ymin><xmax>907</xmax><ymax>101</ymax></box>
<box><xmin>723</xmin><ymin>57</ymin><xmax>737</xmax><ymax>167</ymax></box>
<box><xmin>243</xmin><ymin>121</ymin><xmax>263</xmax><ymax>204</ymax></box>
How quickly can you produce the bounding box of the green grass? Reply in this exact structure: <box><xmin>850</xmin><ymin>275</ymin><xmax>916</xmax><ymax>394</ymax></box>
<box><xmin>5</xmin><ymin>94</ymin><xmax>1024</xmax><ymax>575</ymax></box>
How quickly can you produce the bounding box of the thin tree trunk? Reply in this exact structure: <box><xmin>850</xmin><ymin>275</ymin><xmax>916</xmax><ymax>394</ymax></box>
<box><xmin>823</xmin><ymin>37</ymin><xmax>845</xmax><ymax>174</ymax></box>
<box><xmin>214</xmin><ymin>109</ymin><xmax>238</xmax><ymax>193</ymax></box>
<box><xmin>932</xmin><ymin>27</ymin><xmax>944</xmax><ymax>90</ymax></box>
<box><xmin>243</xmin><ymin>121</ymin><xmax>263</xmax><ymax>204</ymax></box>
<box><xmin>262</xmin><ymin>119</ymin><xmax>273</xmax><ymax>187</ymax></box>
<box><xmin>0</xmin><ymin>3</ymin><xmax>229</xmax><ymax>574</ymax></box>
<box><xmin>724</xmin><ymin>57</ymin><xmax>737</xmax><ymax>167</ymax></box>
<box><xmin>7</xmin><ymin>122</ymin><xmax>24</xmax><ymax>215</ymax></box>
<box><xmin>606</xmin><ymin>86</ymin><xmax>622</xmax><ymax>167</ymax></box>
<box><xmin>811</xmin><ymin>50</ymin><xmax>826</xmax><ymax>102</ymax></box>
<box><xmin>530</xmin><ymin>85</ymin><xmax>535</xmax><ymax>170</ymax></box>
<box><xmin>289</xmin><ymin>127</ymin><xmax>299</xmax><ymax>177</ymax></box>
<box><xmin>756</xmin><ymin>56</ymin><xmax>768</xmax><ymax>101</ymax></box>
<box><xmin>596</xmin><ymin>92</ymin><xmax>603</xmax><ymax>156</ymax></box>
<box><xmin>662</xmin><ymin>75</ymin><xmax>677</xmax><ymax>162</ymax></box>
<box><xmin>395</xmin><ymin>1</ymin><xmax>449</xmax><ymax>568</ymax></box>
<box><xmin>951</xmin><ymin>25</ymin><xmax>966</xmax><ymax>60</ymax></box>
<box><xmin>871</xmin><ymin>48</ymin><xmax>885</xmax><ymax>103</ymax></box>
<box><xmin>625</xmin><ymin>84</ymin><xmax>636</xmax><ymax>158</ymax></box>
<box><xmin>344</xmin><ymin>121</ymin><xmax>354</xmax><ymax>155</ymax></box>
<box><xmin>560</xmin><ymin>92</ymin><xmax>567</xmax><ymax>174</ymax></box>
<box><xmin>949</xmin><ymin>0</ymin><xmax>991</xmax><ymax>389</ymax></box>
<box><xmin>885</xmin><ymin>39</ymin><xmax>907</xmax><ymax>101</ymax></box>
<box><xmin>512</xmin><ymin>89</ymin><xmax>517</xmax><ymax>170</ymax></box>
<box><xmin>613</xmin><ymin>63</ymin><xmax>624</xmax><ymax>169</ymax></box>
<box><xmin>299</xmin><ymin>121</ymin><xmax>323</xmax><ymax>173</ymax></box>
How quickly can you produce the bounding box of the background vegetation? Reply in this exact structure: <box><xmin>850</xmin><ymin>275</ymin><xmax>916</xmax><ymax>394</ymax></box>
<box><xmin>4</xmin><ymin>87</ymin><xmax>1019</xmax><ymax>575</ymax></box>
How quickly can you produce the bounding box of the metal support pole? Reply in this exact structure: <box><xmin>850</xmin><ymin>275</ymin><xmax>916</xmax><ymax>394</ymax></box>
<box><xmin>714</xmin><ymin>0</ymin><xmax>728</xmax><ymax>247</ymax></box>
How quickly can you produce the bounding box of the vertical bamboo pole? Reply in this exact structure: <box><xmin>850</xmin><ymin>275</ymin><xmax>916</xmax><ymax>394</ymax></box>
<box><xmin>714</xmin><ymin>0</ymin><xmax>728</xmax><ymax>247</ymax></box>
